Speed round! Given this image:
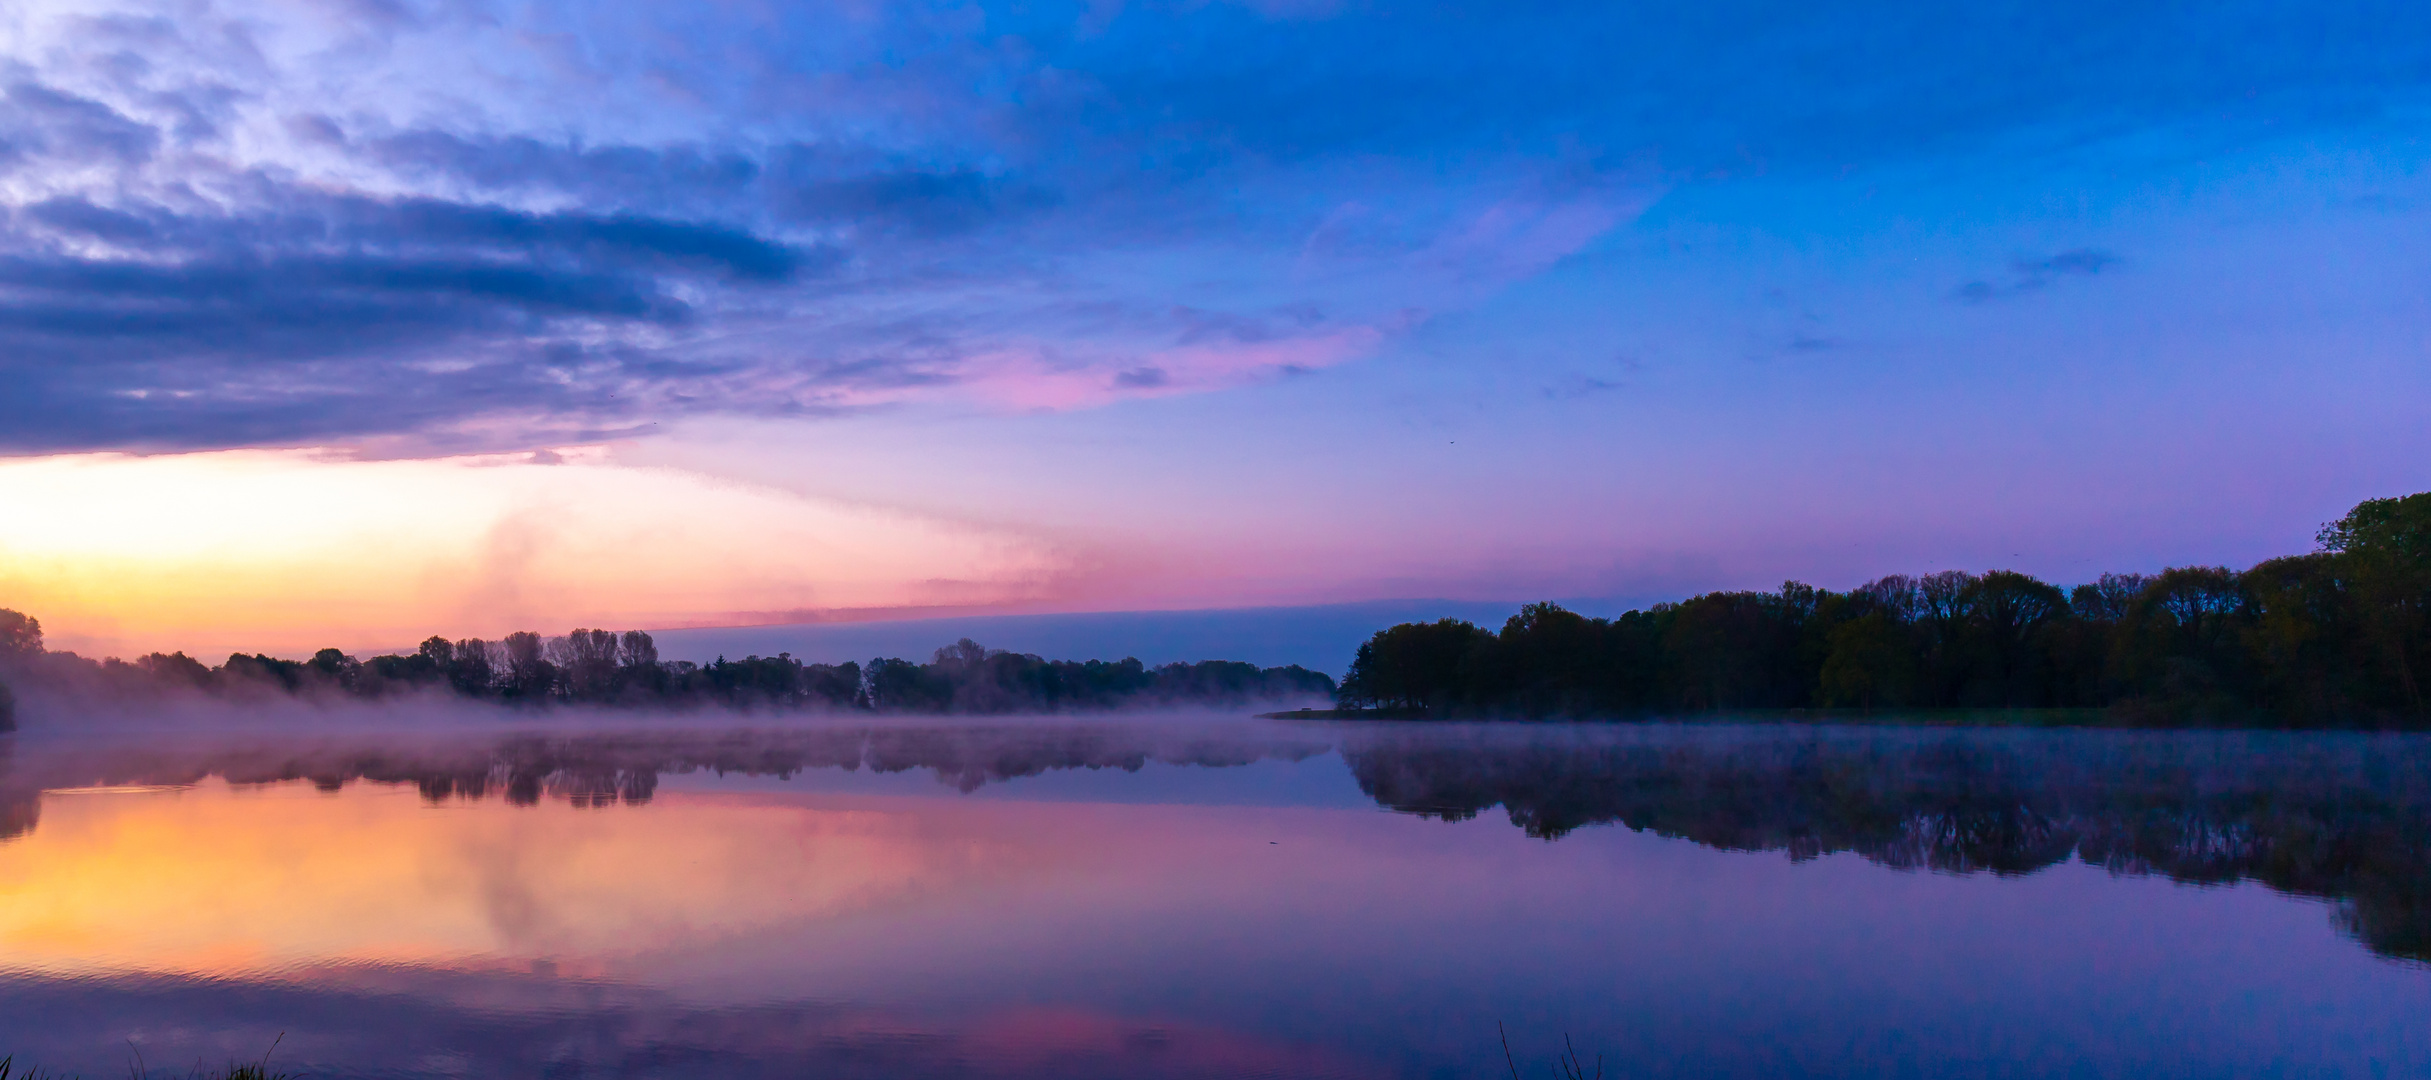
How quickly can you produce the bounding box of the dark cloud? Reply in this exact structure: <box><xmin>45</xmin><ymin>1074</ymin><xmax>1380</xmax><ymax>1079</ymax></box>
<box><xmin>23</xmin><ymin>197</ymin><xmax>160</xmax><ymax>243</ymax></box>
<box><xmin>768</xmin><ymin>144</ymin><xmax>1061</xmax><ymax>239</ymax></box>
<box><xmin>364</xmin><ymin>129</ymin><xmax>763</xmax><ymax>212</ymax></box>
<box><xmin>1957</xmin><ymin>248</ymin><xmax>2121</xmax><ymax>302</ymax></box>
<box><xmin>0</xmin><ymin>251</ymin><xmax>678</xmax><ymax>327</ymax></box>
<box><xmin>351</xmin><ymin>130</ymin><xmax>1061</xmax><ymax>242</ymax></box>
<box><xmin>0</xmin><ymin>88</ymin><xmax>1015</xmax><ymax>454</ymax></box>
<box><xmin>16</xmin><ymin>190</ymin><xmax>812</xmax><ymax>281</ymax></box>
<box><xmin>1</xmin><ymin>193</ymin><xmax>815</xmax><ymax>344</ymax></box>
<box><xmin>0</xmin><ymin>83</ymin><xmax>160</xmax><ymax>169</ymax></box>
<box><xmin>0</xmin><ymin>111</ymin><xmax>834</xmax><ymax>452</ymax></box>
<box><xmin>368</xmin><ymin>198</ymin><xmax>810</xmax><ymax>282</ymax></box>
<box><xmin>1112</xmin><ymin>366</ymin><xmax>1170</xmax><ymax>389</ymax></box>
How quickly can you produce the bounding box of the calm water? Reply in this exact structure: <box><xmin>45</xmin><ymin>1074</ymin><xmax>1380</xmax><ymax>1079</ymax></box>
<box><xmin>1</xmin><ymin>717</ymin><xmax>2427</xmax><ymax>1079</ymax></box>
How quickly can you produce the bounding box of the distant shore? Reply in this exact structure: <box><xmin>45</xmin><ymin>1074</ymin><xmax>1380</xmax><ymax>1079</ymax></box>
<box><xmin>1330</xmin><ymin>491</ymin><xmax>2431</xmax><ymax>730</ymax></box>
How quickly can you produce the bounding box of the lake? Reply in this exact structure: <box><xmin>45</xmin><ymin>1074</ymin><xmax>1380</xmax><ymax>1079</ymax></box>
<box><xmin>1</xmin><ymin>717</ymin><xmax>2426</xmax><ymax>1078</ymax></box>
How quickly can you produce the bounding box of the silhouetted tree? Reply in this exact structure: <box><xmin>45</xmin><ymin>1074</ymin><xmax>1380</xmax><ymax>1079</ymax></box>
<box><xmin>865</xmin><ymin>656</ymin><xmax>949</xmax><ymax>711</ymax></box>
<box><xmin>1819</xmin><ymin>611</ymin><xmax>1915</xmax><ymax>708</ymax></box>
<box><xmin>2319</xmin><ymin>492</ymin><xmax>2431</xmax><ymax>716</ymax></box>
<box><xmin>1960</xmin><ymin>570</ymin><xmax>2069</xmax><ymax>706</ymax></box>
<box><xmin>0</xmin><ymin>609</ymin><xmax>40</xmax><ymax>661</ymax></box>
<box><xmin>1322</xmin><ymin>492</ymin><xmax>2431</xmax><ymax>725</ymax></box>
<box><xmin>308</xmin><ymin>648</ymin><xmax>362</xmax><ymax>693</ymax></box>
<box><xmin>136</xmin><ymin>652</ymin><xmax>215</xmax><ymax>690</ymax></box>
<box><xmin>2071</xmin><ymin>573</ymin><xmax>2153</xmax><ymax>623</ymax></box>
<box><xmin>1662</xmin><ymin>587</ymin><xmax>1809</xmax><ymax>710</ymax></box>
<box><xmin>554</xmin><ymin>629</ymin><xmax>621</xmax><ymax>700</ymax></box>
<box><xmin>221</xmin><ymin>653</ymin><xmax>305</xmax><ymax>692</ymax></box>
<box><xmin>448</xmin><ymin>638</ymin><xmax>495</xmax><ymax>696</ymax></box>
<box><xmin>501</xmin><ymin>631</ymin><xmax>552</xmax><ymax>699</ymax></box>
<box><xmin>1338</xmin><ymin>618</ymin><xmax>1491</xmax><ymax>710</ymax></box>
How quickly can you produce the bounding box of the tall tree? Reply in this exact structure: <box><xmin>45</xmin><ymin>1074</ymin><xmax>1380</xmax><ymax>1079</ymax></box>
<box><xmin>502</xmin><ymin>631</ymin><xmax>551</xmax><ymax>697</ymax></box>
<box><xmin>0</xmin><ymin>610</ymin><xmax>41</xmax><ymax>660</ymax></box>
<box><xmin>2318</xmin><ymin>492</ymin><xmax>2431</xmax><ymax>714</ymax></box>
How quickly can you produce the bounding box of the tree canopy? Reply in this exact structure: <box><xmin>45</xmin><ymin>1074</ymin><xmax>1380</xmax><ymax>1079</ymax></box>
<box><xmin>1338</xmin><ymin>492</ymin><xmax>2431</xmax><ymax>725</ymax></box>
<box><xmin>0</xmin><ymin>625</ymin><xmax>1334</xmax><ymax>718</ymax></box>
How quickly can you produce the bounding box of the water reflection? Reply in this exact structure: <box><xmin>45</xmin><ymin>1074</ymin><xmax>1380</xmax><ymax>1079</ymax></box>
<box><xmin>0</xmin><ymin>720</ymin><xmax>2427</xmax><ymax>1078</ymax></box>
<box><xmin>0</xmin><ymin>971</ymin><xmax>1383</xmax><ymax>1080</ymax></box>
<box><xmin>0</xmin><ymin>721</ymin><xmax>1336</xmax><ymax>827</ymax></box>
<box><xmin>0</xmin><ymin>722</ymin><xmax>1337</xmax><ymax>851</ymax></box>
<box><xmin>6</xmin><ymin>722</ymin><xmax>2431</xmax><ymax>963</ymax></box>
<box><xmin>1338</xmin><ymin>726</ymin><xmax>2431</xmax><ymax>963</ymax></box>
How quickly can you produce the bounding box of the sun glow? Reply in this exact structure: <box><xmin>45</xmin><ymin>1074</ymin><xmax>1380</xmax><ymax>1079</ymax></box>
<box><xmin>0</xmin><ymin>449</ymin><xmax>1070</xmax><ymax>659</ymax></box>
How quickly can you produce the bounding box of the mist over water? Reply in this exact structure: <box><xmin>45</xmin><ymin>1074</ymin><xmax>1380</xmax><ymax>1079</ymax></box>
<box><xmin>0</xmin><ymin>712</ymin><xmax>2427</xmax><ymax>1078</ymax></box>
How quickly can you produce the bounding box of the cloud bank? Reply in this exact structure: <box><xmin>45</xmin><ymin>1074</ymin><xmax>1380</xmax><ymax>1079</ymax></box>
<box><xmin>3</xmin><ymin>0</ymin><xmax>2420</xmax><ymax>452</ymax></box>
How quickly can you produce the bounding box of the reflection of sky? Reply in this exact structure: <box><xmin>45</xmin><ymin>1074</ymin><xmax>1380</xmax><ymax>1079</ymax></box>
<box><xmin>0</xmin><ymin>749</ymin><xmax>2426</xmax><ymax>1078</ymax></box>
<box><xmin>3</xmin><ymin>1</ymin><xmax>2430</xmax><ymax>654</ymax></box>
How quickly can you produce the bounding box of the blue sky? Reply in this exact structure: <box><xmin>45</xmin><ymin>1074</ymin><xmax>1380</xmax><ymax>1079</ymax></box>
<box><xmin>2</xmin><ymin>0</ymin><xmax>2428</xmax><ymax>657</ymax></box>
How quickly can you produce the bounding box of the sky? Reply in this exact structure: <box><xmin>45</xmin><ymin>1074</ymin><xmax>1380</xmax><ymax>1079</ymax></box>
<box><xmin>2</xmin><ymin>0</ymin><xmax>2429</xmax><ymax>661</ymax></box>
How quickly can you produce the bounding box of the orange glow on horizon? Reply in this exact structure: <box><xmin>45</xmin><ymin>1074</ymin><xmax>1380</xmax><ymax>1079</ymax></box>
<box><xmin>0</xmin><ymin>449</ymin><xmax>1073</xmax><ymax>659</ymax></box>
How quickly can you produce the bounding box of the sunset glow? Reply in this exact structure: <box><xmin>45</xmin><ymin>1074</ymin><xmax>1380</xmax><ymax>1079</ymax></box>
<box><xmin>0</xmin><ymin>451</ymin><xmax>1067</xmax><ymax>658</ymax></box>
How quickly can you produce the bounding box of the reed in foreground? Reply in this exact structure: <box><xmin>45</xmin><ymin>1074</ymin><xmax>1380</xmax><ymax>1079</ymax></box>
<box><xmin>0</xmin><ymin>1046</ymin><xmax>296</xmax><ymax>1080</ymax></box>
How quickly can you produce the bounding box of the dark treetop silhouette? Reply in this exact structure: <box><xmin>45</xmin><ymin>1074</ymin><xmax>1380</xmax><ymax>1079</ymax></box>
<box><xmin>0</xmin><ymin>611</ymin><xmax>1332</xmax><ymax>722</ymax></box>
<box><xmin>1338</xmin><ymin>492</ymin><xmax>2431</xmax><ymax>726</ymax></box>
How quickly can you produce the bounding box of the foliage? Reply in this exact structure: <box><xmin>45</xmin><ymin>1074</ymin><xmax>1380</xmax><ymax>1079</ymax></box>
<box><xmin>0</xmin><ymin>611</ymin><xmax>40</xmax><ymax>659</ymax></box>
<box><xmin>0</xmin><ymin>621</ymin><xmax>1333</xmax><ymax>718</ymax></box>
<box><xmin>1337</xmin><ymin>492</ymin><xmax>2431</xmax><ymax>725</ymax></box>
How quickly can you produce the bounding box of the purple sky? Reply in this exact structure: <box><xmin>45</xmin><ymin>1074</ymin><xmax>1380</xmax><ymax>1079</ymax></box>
<box><xmin>1</xmin><ymin>0</ymin><xmax>2428</xmax><ymax>658</ymax></box>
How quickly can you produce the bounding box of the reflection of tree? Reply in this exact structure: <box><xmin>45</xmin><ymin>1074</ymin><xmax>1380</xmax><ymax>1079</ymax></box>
<box><xmin>0</xmin><ymin>738</ymin><xmax>33</xmax><ymax>842</ymax></box>
<box><xmin>0</xmin><ymin>725</ymin><xmax>1335</xmax><ymax>821</ymax></box>
<box><xmin>1341</xmin><ymin>727</ymin><xmax>2431</xmax><ymax>962</ymax></box>
<box><xmin>9</xmin><ymin>722</ymin><xmax>2429</xmax><ymax>963</ymax></box>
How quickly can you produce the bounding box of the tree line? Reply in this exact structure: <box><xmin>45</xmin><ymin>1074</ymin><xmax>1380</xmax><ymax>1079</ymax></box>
<box><xmin>0</xmin><ymin>614</ymin><xmax>1334</xmax><ymax>723</ymax></box>
<box><xmin>1338</xmin><ymin>492</ymin><xmax>2431</xmax><ymax>725</ymax></box>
